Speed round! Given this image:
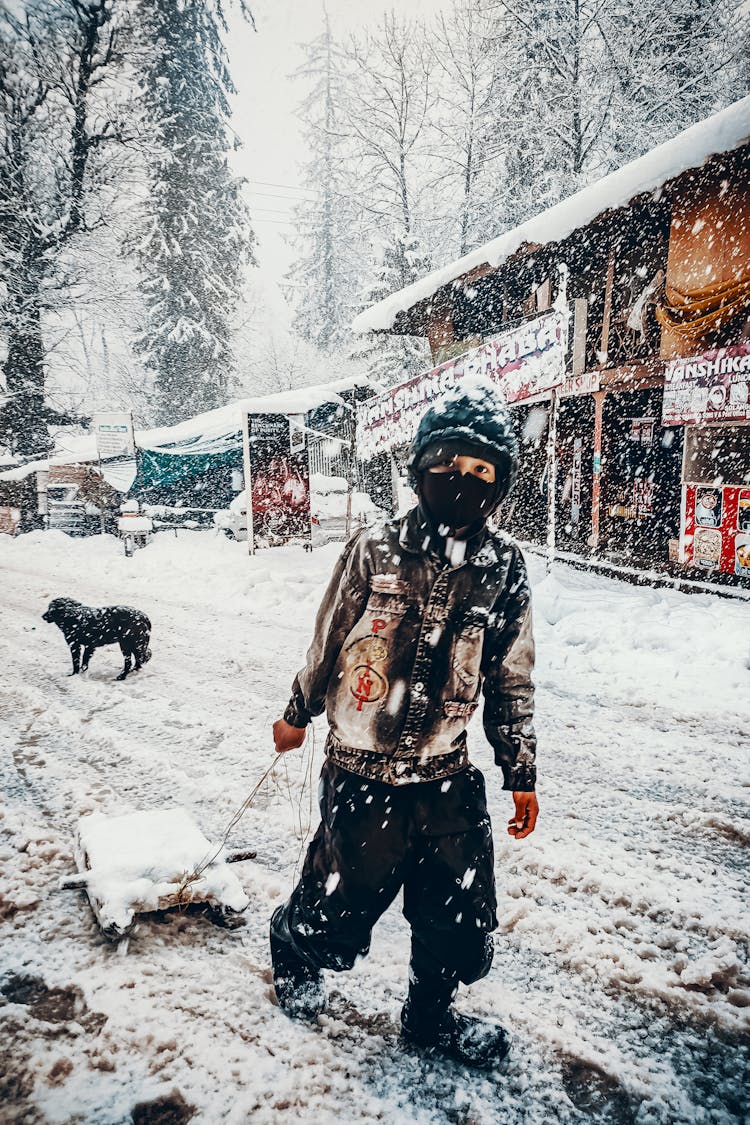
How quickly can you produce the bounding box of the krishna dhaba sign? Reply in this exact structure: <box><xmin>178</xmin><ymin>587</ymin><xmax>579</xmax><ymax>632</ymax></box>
<box><xmin>356</xmin><ymin>311</ymin><xmax>567</xmax><ymax>459</ymax></box>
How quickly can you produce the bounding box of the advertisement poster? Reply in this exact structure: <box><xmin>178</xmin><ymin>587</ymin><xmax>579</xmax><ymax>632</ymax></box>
<box><xmin>738</xmin><ymin>488</ymin><xmax>750</xmax><ymax>532</ymax></box>
<box><xmin>694</xmin><ymin>486</ymin><xmax>723</xmax><ymax>528</ymax></box>
<box><xmin>735</xmin><ymin>533</ymin><xmax>750</xmax><ymax>576</ymax></box>
<box><xmin>246</xmin><ymin>413</ymin><xmax>311</xmax><ymax>549</ymax></box>
<box><xmin>693</xmin><ymin>527</ymin><xmax>722</xmax><ymax>569</ymax></box>
<box><xmin>570</xmin><ymin>437</ymin><xmax>582</xmax><ymax>525</ymax></box>
<box><xmin>628</xmin><ymin>417</ymin><xmax>655</xmax><ymax>446</ymax></box>
<box><xmin>356</xmin><ymin>311</ymin><xmax>566</xmax><ymax>459</ymax></box>
<box><xmin>633</xmin><ymin>478</ymin><xmax>654</xmax><ymax>518</ymax></box>
<box><xmin>681</xmin><ymin>484</ymin><xmax>750</xmax><ymax>577</ymax></box>
<box><xmin>662</xmin><ymin>343</ymin><xmax>750</xmax><ymax>426</ymax></box>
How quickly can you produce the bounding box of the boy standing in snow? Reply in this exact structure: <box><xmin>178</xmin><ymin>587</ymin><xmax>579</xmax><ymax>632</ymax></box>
<box><xmin>270</xmin><ymin>379</ymin><xmax>538</xmax><ymax>1068</ymax></box>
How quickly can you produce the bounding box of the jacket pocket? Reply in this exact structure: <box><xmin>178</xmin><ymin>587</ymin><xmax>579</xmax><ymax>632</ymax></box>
<box><xmin>451</xmin><ymin>624</ymin><xmax>483</xmax><ymax>690</ymax></box>
<box><xmin>366</xmin><ymin>574</ymin><xmax>415</xmax><ymax>618</ymax></box>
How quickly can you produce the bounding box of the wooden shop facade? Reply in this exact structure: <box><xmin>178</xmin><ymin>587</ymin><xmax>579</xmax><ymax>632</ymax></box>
<box><xmin>353</xmin><ymin>98</ymin><xmax>750</xmax><ymax>587</ymax></box>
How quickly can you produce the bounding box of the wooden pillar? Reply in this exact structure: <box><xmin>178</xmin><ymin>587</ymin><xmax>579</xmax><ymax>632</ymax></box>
<box><xmin>590</xmin><ymin>390</ymin><xmax>606</xmax><ymax>550</ymax></box>
<box><xmin>599</xmin><ymin>249</ymin><xmax>615</xmax><ymax>364</ymax></box>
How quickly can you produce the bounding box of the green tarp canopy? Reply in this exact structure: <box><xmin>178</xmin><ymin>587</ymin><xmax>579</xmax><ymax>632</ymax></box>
<box><xmin>130</xmin><ymin>432</ymin><xmax>243</xmax><ymax>508</ymax></box>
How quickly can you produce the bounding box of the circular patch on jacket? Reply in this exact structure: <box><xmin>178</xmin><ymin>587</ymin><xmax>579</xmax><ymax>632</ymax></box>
<box><xmin>350</xmin><ymin>664</ymin><xmax>388</xmax><ymax>710</ymax></box>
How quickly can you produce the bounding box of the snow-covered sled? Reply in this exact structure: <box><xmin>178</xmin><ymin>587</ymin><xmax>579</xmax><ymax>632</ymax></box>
<box><xmin>60</xmin><ymin>807</ymin><xmax>252</xmax><ymax>939</ymax></box>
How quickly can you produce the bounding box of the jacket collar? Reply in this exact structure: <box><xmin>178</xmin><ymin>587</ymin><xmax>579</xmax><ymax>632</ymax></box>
<box><xmin>398</xmin><ymin>505</ymin><xmax>500</xmax><ymax>568</ymax></box>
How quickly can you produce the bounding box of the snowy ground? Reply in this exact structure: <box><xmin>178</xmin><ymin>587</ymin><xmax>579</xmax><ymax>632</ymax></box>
<box><xmin>1</xmin><ymin>528</ymin><xmax>749</xmax><ymax>1125</ymax></box>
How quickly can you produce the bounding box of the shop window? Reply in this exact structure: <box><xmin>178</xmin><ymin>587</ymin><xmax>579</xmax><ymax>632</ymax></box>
<box><xmin>683</xmin><ymin>424</ymin><xmax>750</xmax><ymax>485</ymax></box>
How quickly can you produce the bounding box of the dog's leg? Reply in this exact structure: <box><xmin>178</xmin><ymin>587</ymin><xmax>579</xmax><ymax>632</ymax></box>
<box><xmin>117</xmin><ymin>647</ymin><xmax>132</xmax><ymax>681</ymax></box>
<box><xmin>69</xmin><ymin>643</ymin><xmax>81</xmax><ymax>675</ymax></box>
<box><xmin>82</xmin><ymin>646</ymin><xmax>94</xmax><ymax>672</ymax></box>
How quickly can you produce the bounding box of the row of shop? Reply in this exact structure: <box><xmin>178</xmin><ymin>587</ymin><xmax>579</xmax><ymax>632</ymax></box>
<box><xmin>351</xmin><ymin>98</ymin><xmax>750</xmax><ymax>588</ymax></box>
<box><xmin>354</xmin><ymin>344</ymin><xmax>750</xmax><ymax>585</ymax></box>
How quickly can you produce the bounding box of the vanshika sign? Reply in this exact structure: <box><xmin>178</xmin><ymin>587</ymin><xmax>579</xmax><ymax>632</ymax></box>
<box><xmin>356</xmin><ymin>311</ymin><xmax>567</xmax><ymax>459</ymax></box>
<box><xmin>662</xmin><ymin>343</ymin><xmax>750</xmax><ymax>426</ymax></box>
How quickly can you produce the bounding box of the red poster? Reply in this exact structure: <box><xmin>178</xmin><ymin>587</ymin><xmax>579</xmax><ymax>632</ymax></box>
<box><xmin>682</xmin><ymin>483</ymin><xmax>748</xmax><ymax>576</ymax></box>
<box><xmin>247</xmin><ymin>413</ymin><xmax>311</xmax><ymax>549</ymax></box>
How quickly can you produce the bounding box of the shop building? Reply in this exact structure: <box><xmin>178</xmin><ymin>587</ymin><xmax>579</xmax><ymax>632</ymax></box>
<box><xmin>352</xmin><ymin>97</ymin><xmax>750</xmax><ymax>586</ymax></box>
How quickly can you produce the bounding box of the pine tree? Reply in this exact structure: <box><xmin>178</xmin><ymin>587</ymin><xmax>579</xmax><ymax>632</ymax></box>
<box><xmin>350</xmin><ymin>232</ymin><xmax>431</xmax><ymax>387</ymax></box>
<box><xmin>134</xmin><ymin>0</ymin><xmax>255</xmax><ymax>425</ymax></box>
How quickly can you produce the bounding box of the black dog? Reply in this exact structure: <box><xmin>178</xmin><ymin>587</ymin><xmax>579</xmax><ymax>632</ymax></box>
<box><xmin>42</xmin><ymin>597</ymin><xmax>152</xmax><ymax>681</ymax></box>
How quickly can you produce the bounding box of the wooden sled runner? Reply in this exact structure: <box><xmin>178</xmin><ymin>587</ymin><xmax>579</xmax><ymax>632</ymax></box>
<box><xmin>59</xmin><ymin>808</ymin><xmax>254</xmax><ymax>939</ymax></box>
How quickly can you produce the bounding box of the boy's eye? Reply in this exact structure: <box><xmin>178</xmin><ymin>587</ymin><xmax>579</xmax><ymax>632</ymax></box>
<box><xmin>429</xmin><ymin>459</ymin><xmax>457</xmax><ymax>471</ymax></box>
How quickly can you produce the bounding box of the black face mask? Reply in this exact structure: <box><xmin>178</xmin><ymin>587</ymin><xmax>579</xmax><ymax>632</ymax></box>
<box><xmin>420</xmin><ymin>470</ymin><xmax>497</xmax><ymax>535</ymax></box>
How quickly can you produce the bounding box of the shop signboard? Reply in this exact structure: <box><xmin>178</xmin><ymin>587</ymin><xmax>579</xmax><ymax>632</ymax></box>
<box><xmin>92</xmin><ymin>411</ymin><xmax>135</xmax><ymax>460</ymax></box>
<box><xmin>356</xmin><ymin>311</ymin><xmax>567</xmax><ymax>459</ymax></box>
<box><xmin>562</xmin><ymin>370</ymin><xmax>600</xmax><ymax>397</ymax></box>
<box><xmin>681</xmin><ymin>482</ymin><xmax>750</xmax><ymax>576</ymax></box>
<box><xmin>662</xmin><ymin>343</ymin><xmax>750</xmax><ymax>426</ymax></box>
<box><xmin>244</xmin><ymin>412</ymin><xmax>311</xmax><ymax>550</ymax></box>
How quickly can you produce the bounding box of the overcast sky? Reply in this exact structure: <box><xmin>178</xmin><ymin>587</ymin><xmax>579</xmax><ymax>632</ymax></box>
<box><xmin>226</xmin><ymin>1</ymin><xmax>446</xmax><ymax>285</ymax></box>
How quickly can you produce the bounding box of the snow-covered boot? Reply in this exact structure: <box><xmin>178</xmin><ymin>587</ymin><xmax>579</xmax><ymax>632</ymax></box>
<box><xmin>270</xmin><ymin>905</ymin><xmax>325</xmax><ymax>1021</ymax></box>
<box><xmin>400</xmin><ymin>975</ymin><xmax>510</xmax><ymax>1069</ymax></box>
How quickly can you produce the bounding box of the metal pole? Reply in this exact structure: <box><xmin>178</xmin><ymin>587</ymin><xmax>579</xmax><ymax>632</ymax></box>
<box><xmin>241</xmin><ymin>411</ymin><xmax>254</xmax><ymax>556</ymax></box>
<box><xmin>590</xmin><ymin>390</ymin><xmax>606</xmax><ymax>550</ymax></box>
<box><xmin>96</xmin><ymin>454</ymin><xmax>106</xmax><ymax>536</ymax></box>
<box><xmin>345</xmin><ymin>411</ymin><xmax>355</xmax><ymax>540</ymax></box>
<box><xmin>546</xmin><ymin>388</ymin><xmax>558</xmax><ymax>573</ymax></box>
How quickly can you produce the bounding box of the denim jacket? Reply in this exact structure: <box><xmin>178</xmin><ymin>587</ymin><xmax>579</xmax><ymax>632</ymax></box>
<box><xmin>284</xmin><ymin>506</ymin><xmax>536</xmax><ymax>790</ymax></box>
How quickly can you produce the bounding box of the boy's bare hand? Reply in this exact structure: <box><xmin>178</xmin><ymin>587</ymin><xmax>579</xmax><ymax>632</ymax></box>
<box><xmin>508</xmin><ymin>791</ymin><xmax>539</xmax><ymax>839</ymax></box>
<box><xmin>273</xmin><ymin>718</ymin><xmax>306</xmax><ymax>754</ymax></box>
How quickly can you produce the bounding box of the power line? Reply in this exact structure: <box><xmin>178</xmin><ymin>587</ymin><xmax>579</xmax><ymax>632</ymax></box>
<box><xmin>247</xmin><ymin>189</ymin><xmax>317</xmax><ymax>204</ymax></box>
<box><xmin>247</xmin><ymin>179</ymin><xmax>321</xmax><ymax>197</ymax></box>
<box><xmin>253</xmin><ymin>216</ymin><xmax>303</xmax><ymax>226</ymax></box>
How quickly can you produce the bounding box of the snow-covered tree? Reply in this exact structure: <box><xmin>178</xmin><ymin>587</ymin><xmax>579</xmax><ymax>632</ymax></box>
<box><xmin>350</xmin><ymin>232</ymin><xmax>431</xmax><ymax>387</ymax></box>
<box><xmin>481</xmin><ymin>0</ymin><xmax>748</xmax><ymax>221</ymax></box>
<box><xmin>133</xmin><ymin>0</ymin><xmax>255</xmax><ymax>425</ymax></box>
<box><xmin>427</xmin><ymin>1</ymin><xmax>498</xmax><ymax>256</ymax></box>
<box><xmin>601</xmin><ymin>0</ymin><xmax>746</xmax><ymax>166</ymax></box>
<box><xmin>287</xmin><ymin>11</ymin><xmax>363</xmax><ymax>354</ymax></box>
<box><xmin>0</xmin><ymin>0</ymin><xmax>132</xmax><ymax>456</ymax></box>
<box><xmin>344</xmin><ymin>14</ymin><xmax>432</xmax><ymax>241</ymax></box>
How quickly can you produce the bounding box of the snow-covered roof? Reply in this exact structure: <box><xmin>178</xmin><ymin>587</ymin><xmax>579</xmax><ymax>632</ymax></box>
<box><xmin>139</xmin><ymin>374</ymin><xmax>375</xmax><ymax>451</ymax></box>
<box><xmin>0</xmin><ymin>458</ymin><xmax>48</xmax><ymax>483</ymax></box>
<box><xmin>352</xmin><ymin>96</ymin><xmax>750</xmax><ymax>335</ymax></box>
<box><xmin>0</xmin><ymin>375</ymin><xmax>376</xmax><ymax>480</ymax></box>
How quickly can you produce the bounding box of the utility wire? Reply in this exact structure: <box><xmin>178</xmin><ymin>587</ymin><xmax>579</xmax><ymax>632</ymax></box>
<box><xmin>247</xmin><ymin>179</ymin><xmax>321</xmax><ymax>196</ymax></box>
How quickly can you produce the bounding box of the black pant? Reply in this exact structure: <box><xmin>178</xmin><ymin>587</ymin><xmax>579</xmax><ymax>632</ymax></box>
<box><xmin>272</xmin><ymin>759</ymin><xmax>497</xmax><ymax>989</ymax></box>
